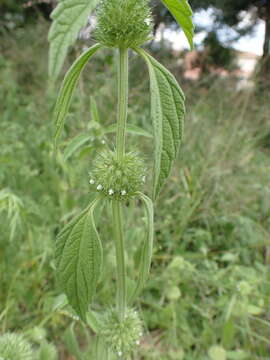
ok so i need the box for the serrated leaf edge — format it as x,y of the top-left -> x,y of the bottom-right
134,46 -> 185,199
48,0 -> 101,79
55,196 -> 103,320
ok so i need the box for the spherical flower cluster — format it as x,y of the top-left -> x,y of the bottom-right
0,333 -> 34,360
89,150 -> 146,200
94,0 -> 153,48
99,308 -> 143,356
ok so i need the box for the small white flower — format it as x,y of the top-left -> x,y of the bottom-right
89,179 -> 95,185
97,184 -> 103,191
121,190 -> 127,196
136,340 -> 140,345
139,332 -> 143,337
108,189 -> 114,195
145,17 -> 151,26
142,176 -> 146,183
101,139 -> 106,144
118,351 -> 123,357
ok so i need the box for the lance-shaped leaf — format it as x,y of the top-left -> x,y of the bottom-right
129,192 -> 154,304
48,0 -> 101,80
63,323 -> 84,360
161,0 -> 194,49
104,123 -> 153,138
62,125 -> 153,161
90,97 -> 101,123
63,133 -> 92,161
135,47 -> 185,199
53,43 -> 103,148
55,197 -> 103,320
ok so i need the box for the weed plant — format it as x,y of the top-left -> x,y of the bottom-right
0,20 -> 270,360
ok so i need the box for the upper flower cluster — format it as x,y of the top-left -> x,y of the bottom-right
94,0 -> 153,48
89,150 -> 146,200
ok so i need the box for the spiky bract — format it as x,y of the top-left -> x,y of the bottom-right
89,150 -> 146,200
99,308 -> 143,355
0,333 -> 34,360
94,0 -> 153,48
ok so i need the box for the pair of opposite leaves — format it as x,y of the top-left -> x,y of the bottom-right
54,44 -> 185,321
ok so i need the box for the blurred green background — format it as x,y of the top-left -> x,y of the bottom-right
0,1 -> 270,359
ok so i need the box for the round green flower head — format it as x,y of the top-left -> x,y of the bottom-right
0,333 -> 34,360
99,308 -> 143,356
94,0 -> 153,48
89,150 -> 146,200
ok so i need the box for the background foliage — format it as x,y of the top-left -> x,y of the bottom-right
1,5 -> 270,360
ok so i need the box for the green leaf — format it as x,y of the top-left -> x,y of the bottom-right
135,47 -> 185,199
227,350 -> 249,360
38,343 -> 58,360
161,0 -> 194,49
104,123 -> 153,138
247,304 -> 263,315
63,323 -> 84,360
86,310 -> 102,333
90,97 -> 101,123
53,43 -> 103,148
63,133 -> 92,161
129,192 -> 154,304
208,346 -> 227,360
222,319 -> 235,349
55,197 -> 103,320
48,0 -> 101,79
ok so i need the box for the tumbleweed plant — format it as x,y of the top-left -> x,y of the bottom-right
50,0 -> 194,357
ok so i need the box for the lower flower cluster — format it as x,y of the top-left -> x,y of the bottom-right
99,308 -> 143,356
89,150 -> 146,200
0,333 -> 34,360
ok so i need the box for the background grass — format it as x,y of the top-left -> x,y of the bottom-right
1,21 -> 270,359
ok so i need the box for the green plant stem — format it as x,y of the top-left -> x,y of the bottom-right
116,47 -> 129,161
112,201 -> 126,321
112,47 -> 129,321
